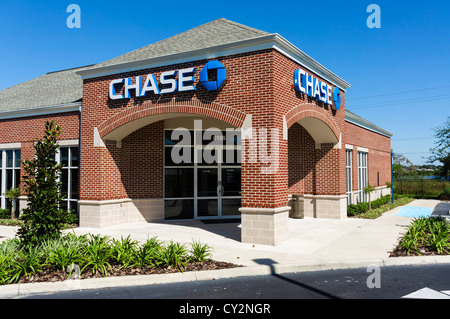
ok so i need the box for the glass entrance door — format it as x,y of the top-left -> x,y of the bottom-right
220,167 -> 241,217
197,167 -> 219,218
196,166 -> 242,219
164,128 -> 241,220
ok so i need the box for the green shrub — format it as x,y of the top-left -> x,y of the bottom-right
347,204 -> 360,216
359,202 -> 369,212
133,236 -> 163,268
9,247 -> 43,283
190,240 -> 213,262
347,195 -> 395,216
159,241 -> 188,271
347,202 -> 370,216
398,217 -> 450,255
81,234 -> 113,276
0,209 -> 11,219
0,239 -> 19,284
42,234 -> 86,273
0,233 -> 219,284
18,120 -> 77,246
111,235 -> 139,268
371,195 -> 391,209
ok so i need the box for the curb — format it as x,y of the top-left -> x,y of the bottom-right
2,256 -> 450,299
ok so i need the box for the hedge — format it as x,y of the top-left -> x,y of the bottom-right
347,195 -> 397,216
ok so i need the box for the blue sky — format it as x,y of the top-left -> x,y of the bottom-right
1,0 -> 449,165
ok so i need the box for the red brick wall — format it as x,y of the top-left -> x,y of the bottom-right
83,120 -> 164,201
288,123 -> 342,195
0,112 -> 80,189
288,123 -> 315,194
273,50 -> 347,197
344,121 -> 391,190
120,121 -> 164,198
0,112 -> 80,144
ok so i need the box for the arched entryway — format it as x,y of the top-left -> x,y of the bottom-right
286,103 -> 346,219
81,99 -> 248,226
97,98 -> 247,141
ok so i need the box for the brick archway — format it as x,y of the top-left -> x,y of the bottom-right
285,103 -> 341,144
98,98 -> 247,140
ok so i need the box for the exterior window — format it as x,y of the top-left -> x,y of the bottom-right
57,146 -> 79,216
345,149 -> 352,205
163,128 -> 241,220
0,149 -> 21,215
164,130 -> 195,220
357,151 -> 368,203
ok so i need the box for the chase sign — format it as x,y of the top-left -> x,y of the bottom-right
109,60 -> 227,100
294,69 -> 341,110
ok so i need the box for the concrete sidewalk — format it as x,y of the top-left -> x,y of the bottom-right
1,198 -> 450,298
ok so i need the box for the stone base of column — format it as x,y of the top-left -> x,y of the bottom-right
239,206 -> 291,245
302,194 -> 348,219
78,198 -> 164,228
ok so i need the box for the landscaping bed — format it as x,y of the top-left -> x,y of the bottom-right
0,233 -> 242,285
15,260 -> 241,284
389,216 -> 450,257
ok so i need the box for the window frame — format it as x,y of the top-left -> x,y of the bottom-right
345,149 -> 353,205
55,143 -> 79,216
0,147 -> 21,212
357,151 -> 368,203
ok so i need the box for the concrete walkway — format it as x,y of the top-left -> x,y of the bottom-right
1,199 -> 449,298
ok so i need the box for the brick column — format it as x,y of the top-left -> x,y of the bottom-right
239,118 -> 290,245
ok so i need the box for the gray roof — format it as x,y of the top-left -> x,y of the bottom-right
0,65 -> 90,113
96,18 -> 271,68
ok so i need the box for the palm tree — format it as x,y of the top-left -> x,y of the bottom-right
363,184 -> 376,210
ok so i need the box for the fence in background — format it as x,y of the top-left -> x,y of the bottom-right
394,178 -> 450,197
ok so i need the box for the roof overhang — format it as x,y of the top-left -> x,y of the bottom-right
0,102 -> 81,120
76,34 -> 351,91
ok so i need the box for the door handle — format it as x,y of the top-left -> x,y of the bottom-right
217,182 -> 224,196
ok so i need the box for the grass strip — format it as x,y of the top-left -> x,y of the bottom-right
355,197 -> 415,219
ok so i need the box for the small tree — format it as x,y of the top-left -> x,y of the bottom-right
363,184 -> 376,210
5,187 -> 21,219
428,116 -> 450,180
17,120 -> 75,246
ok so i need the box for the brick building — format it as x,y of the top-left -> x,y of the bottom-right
0,19 -> 392,245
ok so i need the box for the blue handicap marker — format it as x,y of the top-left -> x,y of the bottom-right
396,206 -> 433,218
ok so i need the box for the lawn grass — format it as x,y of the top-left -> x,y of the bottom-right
354,197 -> 415,219
0,219 -> 23,227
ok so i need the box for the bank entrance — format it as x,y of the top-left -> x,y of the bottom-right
163,118 -> 241,221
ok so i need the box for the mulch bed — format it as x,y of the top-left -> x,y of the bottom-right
389,246 -> 450,257
16,260 -> 242,284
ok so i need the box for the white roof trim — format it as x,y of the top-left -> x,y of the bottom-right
76,34 -> 350,90
0,102 -> 81,120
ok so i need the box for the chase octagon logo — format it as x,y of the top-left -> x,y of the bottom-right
199,60 -> 227,91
